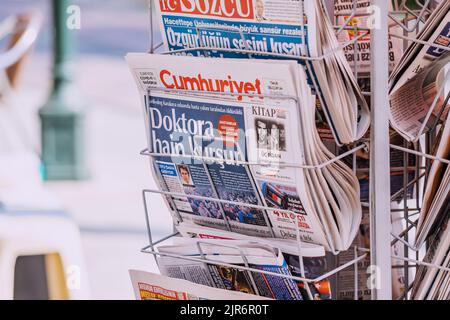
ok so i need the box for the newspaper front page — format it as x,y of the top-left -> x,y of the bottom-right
126,53 -> 331,246
155,0 -> 313,58
130,270 -> 268,300
155,0 -> 370,145
157,239 -> 304,300
127,52 -> 363,253
176,222 -> 332,299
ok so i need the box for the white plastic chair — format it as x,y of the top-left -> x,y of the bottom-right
0,12 -> 90,300
0,213 -> 90,299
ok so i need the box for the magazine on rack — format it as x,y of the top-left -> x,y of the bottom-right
389,1 -> 450,142
334,0 -> 403,75
154,0 -> 370,145
156,238 -> 330,300
129,270 -> 268,300
126,53 -> 362,253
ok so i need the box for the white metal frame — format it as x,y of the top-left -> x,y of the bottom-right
370,0 -> 392,300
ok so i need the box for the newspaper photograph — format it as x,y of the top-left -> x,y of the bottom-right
283,252 -> 332,300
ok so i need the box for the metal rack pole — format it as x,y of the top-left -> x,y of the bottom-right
370,0 -> 393,300
370,0 -> 392,300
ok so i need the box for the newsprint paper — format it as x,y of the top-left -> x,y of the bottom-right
154,0 -> 370,145
156,239 -> 304,300
389,1 -> 450,141
126,53 -> 362,253
129,270 -> 268,300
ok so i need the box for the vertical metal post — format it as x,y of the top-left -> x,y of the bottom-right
370,0 -> 392,300
39,0 -> 88,180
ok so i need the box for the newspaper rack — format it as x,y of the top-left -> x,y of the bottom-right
137,0 -> 450,300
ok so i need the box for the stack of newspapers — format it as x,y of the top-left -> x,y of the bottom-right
127,53 -> 362,255
125,0 -> 369,300
412,211 -> 450,300
126,53 -> 362,299
411,113 -> 450,300
130,238 -> 330,300
389,0 -> 450,142
130,238 -> 331,300
155,238 -> 329,300
387,0 -> 450,300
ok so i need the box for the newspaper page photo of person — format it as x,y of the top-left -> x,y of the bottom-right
177,164 -> 194,186
256,120 -> 269,150
255,119 -> 286,152
255,0 -> 266,21
176,164 -> 223,220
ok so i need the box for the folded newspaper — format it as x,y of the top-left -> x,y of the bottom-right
415,112 -> 450,248
176,221 -> 332,300
129,270 -> 268,300
412,99 -> 449,300
156,238 -> 331,300
412,212 -> 450,300
154,0 -> 370,145
342,130 -> 417,203
389,1 -> 450,142
126,53 -> 362,253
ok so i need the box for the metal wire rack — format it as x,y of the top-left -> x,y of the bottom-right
137,0 -> 450,300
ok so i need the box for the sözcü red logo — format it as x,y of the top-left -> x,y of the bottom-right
159,0 -> 254,20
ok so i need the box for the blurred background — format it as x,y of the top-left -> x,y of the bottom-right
0,0 -> 172,299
